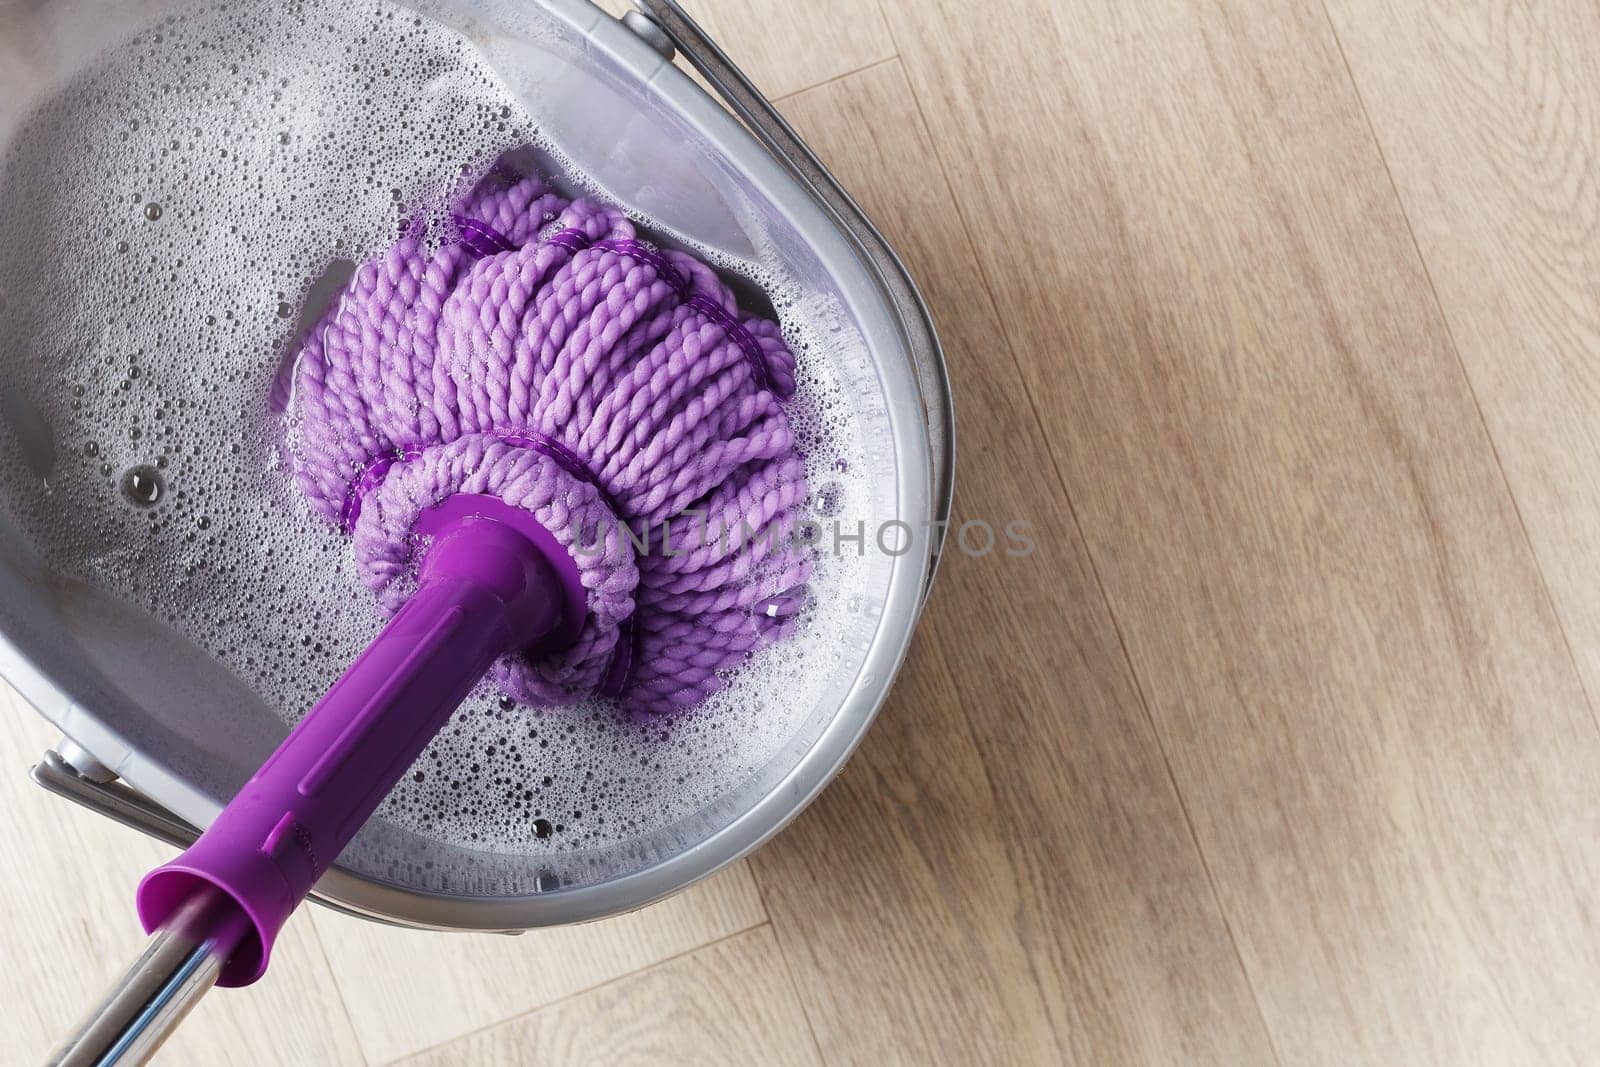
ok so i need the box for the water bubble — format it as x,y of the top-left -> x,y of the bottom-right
143,202 -> 163,221
120,465 -> 165,506
815,482 -> 844,517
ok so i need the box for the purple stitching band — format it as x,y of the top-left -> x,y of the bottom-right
448,218 -> 774,391
451,214 -> 516,259
597,238 -> 773,392
489,430 -> 619,513
339,430 -> 617,534
339,445 -> 423,531
597,617 -> 634,700
544,227 -> 591,254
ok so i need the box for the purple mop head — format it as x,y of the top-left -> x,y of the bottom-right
288,168 -> 812,716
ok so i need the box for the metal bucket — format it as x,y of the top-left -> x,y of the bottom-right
0,0 -> 952,934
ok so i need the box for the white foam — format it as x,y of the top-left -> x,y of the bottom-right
0,0 -> 892,859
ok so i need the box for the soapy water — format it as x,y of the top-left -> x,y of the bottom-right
0,1 -> 893,859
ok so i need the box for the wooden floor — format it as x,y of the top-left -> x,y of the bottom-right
7,0 -> 1600,1062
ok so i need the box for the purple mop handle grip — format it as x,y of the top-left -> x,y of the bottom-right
136,513 -> 565,987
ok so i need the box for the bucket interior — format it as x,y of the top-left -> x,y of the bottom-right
0,0 -> 933,922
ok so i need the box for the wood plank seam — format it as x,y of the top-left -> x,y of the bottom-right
820,38 -> 1284,1060
864,39 -> 1284,1061
746,873 -> 829,1062
304,918 -> 372,1067
756,59 -> 1278,1063
1314,0 -> 1600,743
771,55 -> 902,105
376,922 -> 784,1067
